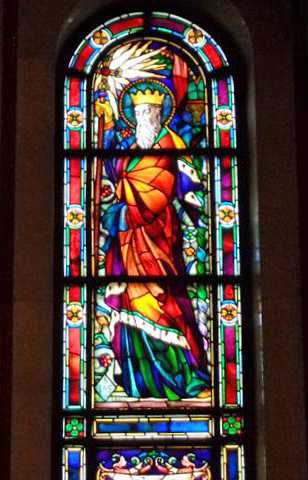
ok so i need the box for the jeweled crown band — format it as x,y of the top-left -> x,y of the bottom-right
130,89 -> 165,106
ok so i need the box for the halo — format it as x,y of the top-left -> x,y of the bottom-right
119,79 -> 176,128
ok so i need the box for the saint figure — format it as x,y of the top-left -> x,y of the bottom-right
100,86 -> 210,400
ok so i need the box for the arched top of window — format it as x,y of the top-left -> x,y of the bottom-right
60,11 -> 245,480
62,12 -> 237,154
68,12 -> 229,74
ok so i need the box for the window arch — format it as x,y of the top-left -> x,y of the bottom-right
60,11 -> 246,480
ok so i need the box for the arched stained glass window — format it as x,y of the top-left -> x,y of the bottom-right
59,11 -> 245,480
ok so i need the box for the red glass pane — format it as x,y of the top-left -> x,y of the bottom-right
69,78 -> 81,106
108,17 -> 144,34
202,43 -> 222,68
74,44 -> 95,71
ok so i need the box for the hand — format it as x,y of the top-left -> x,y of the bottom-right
95,99 -> 113,123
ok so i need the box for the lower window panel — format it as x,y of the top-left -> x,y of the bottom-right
96,447 -> 212,480
62,445 -> 245,480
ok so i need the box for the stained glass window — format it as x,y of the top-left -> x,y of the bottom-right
59,11 -> 245,480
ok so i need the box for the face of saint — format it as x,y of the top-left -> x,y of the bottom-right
134,103 -> 162,148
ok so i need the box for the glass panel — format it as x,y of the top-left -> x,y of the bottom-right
63,285 -> 87,410
220,414 -> 243,436
151,12 -> 228,71
221,445 -> 245,480
212,76 -> 236,148
218,284 -> 243,408
63,446 -> 86,480
91,38 -> 208,149
64,77 -> 87,149
91,157 -> 211,276
64,157 -> 87,276
69,13 -> 145,72
93,282 -> 213,408
96,448 -> 212,480
63,416 -> 86,439
93,415 -> 214,439
215,156 -> 240,275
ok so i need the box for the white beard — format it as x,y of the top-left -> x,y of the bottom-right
136,118 -> 161,148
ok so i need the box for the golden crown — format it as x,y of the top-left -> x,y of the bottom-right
130,89 -> 165,106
